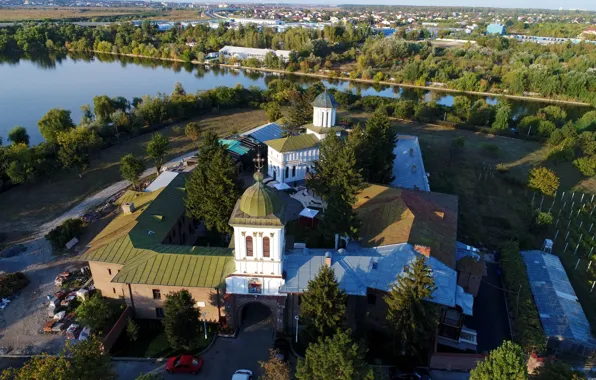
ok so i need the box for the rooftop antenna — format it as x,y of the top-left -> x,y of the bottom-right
253,150 -> 265,173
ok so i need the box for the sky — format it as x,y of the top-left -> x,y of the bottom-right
201,0 -> 596,11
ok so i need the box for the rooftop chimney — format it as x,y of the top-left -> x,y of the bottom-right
414,245 -> 431,258
324,252 -> 332,267
122,202 -> 135,214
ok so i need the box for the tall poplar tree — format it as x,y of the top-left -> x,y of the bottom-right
309,133 -> 362,239
384,256 -> 439,358
146,133 -> 169,174
299,265 -> 347,336
363,107 -> 397,184
185,131 -> 239,235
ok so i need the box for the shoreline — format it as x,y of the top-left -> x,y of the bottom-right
80,49 -> 593,108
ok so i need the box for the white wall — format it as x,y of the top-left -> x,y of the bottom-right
267,146 -> 318,183
232,225 -> 285,276
313,106 -> 336,127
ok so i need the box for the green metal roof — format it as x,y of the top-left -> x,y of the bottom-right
82,174 -> 236,288
239,172 -> 280,217
311,91 -> 338,109
265,134 -> 320,153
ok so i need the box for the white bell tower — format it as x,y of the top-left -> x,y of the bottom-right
312,91 -> 337,128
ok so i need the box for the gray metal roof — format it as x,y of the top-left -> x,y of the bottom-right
241,122 -> 283,143
521,250 -> 596,346
311,91 -> 338,109
281,243 -> 473,314
390,135 -> 430,192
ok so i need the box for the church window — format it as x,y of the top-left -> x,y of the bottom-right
263,237 -> 270,258
292,166 -> 296,177
246,236 -> 253,257
285,167 -> 289,178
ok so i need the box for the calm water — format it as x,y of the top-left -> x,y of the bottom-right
0,52 -> 591,145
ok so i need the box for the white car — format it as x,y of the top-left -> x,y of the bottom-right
232,369 -> 253,380
78,326 -> 92,341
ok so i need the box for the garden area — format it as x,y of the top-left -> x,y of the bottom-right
111,318 -> 216,358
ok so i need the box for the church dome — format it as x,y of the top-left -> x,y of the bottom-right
312,91 -> 339,109
239,172 -> 280,217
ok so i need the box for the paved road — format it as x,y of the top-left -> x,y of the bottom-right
114,303 -> 274,380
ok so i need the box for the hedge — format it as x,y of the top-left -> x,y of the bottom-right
500,241 -> 547,353
0,272 -> 30,299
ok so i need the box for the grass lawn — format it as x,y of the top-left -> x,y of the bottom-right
112,319 -> 216,358
0,109 -> 268,235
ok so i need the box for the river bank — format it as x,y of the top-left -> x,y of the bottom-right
82,49 -> 593,107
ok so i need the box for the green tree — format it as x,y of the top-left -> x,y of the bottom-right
37,108 -> 75,146
172,81 -> 186,97
452,96 -> 472,122
0,354 -> 73,380
384,256 -> 439,357
185,121 -> 202,142
127,318 -> 139,342
80,104 -> 94,124
146,133 -> 169,174
5,143 -> 36,184
93,95 -> 115,122
309,134 -> 362,240
528,167 -> 560,196
258,349 -> 291,380
7,126 -> 29,146
363,107 -> 397,184
534,359 -> 585,380
263,102 -> 283,122
75,294 -> 111,332
56,127 -> 102,178
573,156 -> 596,177
296,329 -> 373,380
163,290 -> 201,351
284,92 -> 311,136
469,341 -> 527,380
185,131 -> 239,235
492,104 -> 512,130
66,336 -> 116,380
120,154 -> 145,190
299,265 -> 346,336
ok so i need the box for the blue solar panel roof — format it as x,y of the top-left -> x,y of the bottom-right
241,122 -> 283,143
521,250 -> 596,346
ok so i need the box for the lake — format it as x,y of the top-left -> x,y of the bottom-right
0,52 -> 591,145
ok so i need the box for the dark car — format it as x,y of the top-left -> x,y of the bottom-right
273,338 -> 290,361
165,355 -> 204,375
389,367 -> 431,380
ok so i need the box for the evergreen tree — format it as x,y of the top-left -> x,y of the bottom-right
363,107 -> 397,184
284,91 -> 311,136
470,341 -> 528,380
163,290 -> 201,351
185,131 -> 239,235
146,133 -> 169,174
120,154 -> 145,190
309,134 -> 362,239
263,102 -> 283,122
296,329 -> 373,380
299,265 -> 347,336
7,126 -> 29,146
384,256 -> 439,358
185,121 -> 201,143
534,359 -> 585,380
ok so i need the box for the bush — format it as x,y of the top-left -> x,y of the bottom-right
172,126 -> 183,136
0,272 -> 30,299
45,218 -> 87,250
528,167 -> 559,196
452,136 -> 466,148
500,242 -> 546,353
535,211 -> 553,226
573,156 -> 596,177
481,143 -> 500,156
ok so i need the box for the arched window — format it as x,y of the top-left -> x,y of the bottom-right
246,236 -> 253,257
292,166 -> 296,177
285,167 -> 289,178
263,237 -> 270,258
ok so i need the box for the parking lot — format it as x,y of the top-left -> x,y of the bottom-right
0,238 -> 82,355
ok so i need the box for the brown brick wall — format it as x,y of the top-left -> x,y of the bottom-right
89,262 -> 125,300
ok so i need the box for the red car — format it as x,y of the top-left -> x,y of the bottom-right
165,355 -> 204,375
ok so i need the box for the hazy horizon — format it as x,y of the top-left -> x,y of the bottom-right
196,0 -> 596,12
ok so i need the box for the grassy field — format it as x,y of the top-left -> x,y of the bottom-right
0,109 -> 267,234
0,7 -> 206,22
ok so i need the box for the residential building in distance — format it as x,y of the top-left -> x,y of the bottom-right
218,46 -> 291,62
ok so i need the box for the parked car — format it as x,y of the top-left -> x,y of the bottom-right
66,324 -> 81,340
78,326 -> 91,341
273,338 -> 290,361
42,320 -> 56,333
389,367 -> 431,380
232,369 -> 253,380
54,272 -> 71,286
165,355 -> 204,375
